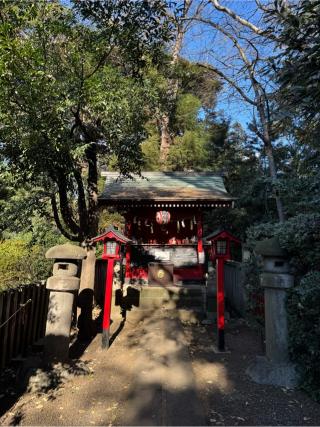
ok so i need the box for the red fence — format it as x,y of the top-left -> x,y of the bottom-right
0,283 -> 49,370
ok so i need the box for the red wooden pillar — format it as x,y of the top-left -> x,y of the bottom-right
197,211 -> 203,256
216,257 -> 225,351
102,258 -> 115,348
125,215 -> 132,280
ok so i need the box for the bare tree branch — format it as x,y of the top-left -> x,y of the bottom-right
196,62 -> 257,106
194,7 -> 285,222
196,18 -> 262,95
210,0 -> 266,36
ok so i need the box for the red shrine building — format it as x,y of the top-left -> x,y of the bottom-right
99,172 -> 235,285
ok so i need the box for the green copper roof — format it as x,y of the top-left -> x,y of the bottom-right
100,172 -> 234,202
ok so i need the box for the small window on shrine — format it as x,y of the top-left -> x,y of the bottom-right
216,240 -> 227,255
58,264 -> 68,270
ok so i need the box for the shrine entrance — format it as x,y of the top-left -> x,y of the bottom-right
98,172 -> 235,289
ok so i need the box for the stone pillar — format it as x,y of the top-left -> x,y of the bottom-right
77,246 -> 96,340
44,244 -> 86,363
79,246 -> 96,292
246,238 -> 297,388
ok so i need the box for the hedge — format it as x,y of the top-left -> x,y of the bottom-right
287,271 -> 320,400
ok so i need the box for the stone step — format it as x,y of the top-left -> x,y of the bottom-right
115,285 -> 206,311
125,285 -> 205,296
108,285 -> 219,316
124,308 -> 206,327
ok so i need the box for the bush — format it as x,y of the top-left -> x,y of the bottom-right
247,213 -> 320,275
0,224 -> 67,291
287,271 -> 320,400
0,239 -> 43,290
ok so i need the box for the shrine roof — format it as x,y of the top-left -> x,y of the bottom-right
100,172 -> 234,206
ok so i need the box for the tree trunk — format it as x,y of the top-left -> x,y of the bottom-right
159,1 -> 192,166
76,144 -> 99,339
159,113 -> 172,167
256,98 -> 285,223
86,144 -> 99,238
265,144 -> 285,223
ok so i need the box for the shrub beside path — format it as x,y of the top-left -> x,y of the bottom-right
1,308 -> 320,426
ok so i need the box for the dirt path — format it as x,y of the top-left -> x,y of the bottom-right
1,308 -> 320,426
186,320 -> 320,426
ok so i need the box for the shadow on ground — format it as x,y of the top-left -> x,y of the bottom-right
1,289 -> 320,426
0,314 -> 101,423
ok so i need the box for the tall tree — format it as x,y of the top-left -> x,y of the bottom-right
141,59 -> 221,171
193,0 -> 286,222
0,0 -> 171,242
159,0 -> 193,165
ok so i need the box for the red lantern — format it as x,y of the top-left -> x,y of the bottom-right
156,211 -> 171,225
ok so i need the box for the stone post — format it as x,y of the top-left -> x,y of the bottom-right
246,238 -> 297,388
77,246 -> 96,341
44,244 -> 86,363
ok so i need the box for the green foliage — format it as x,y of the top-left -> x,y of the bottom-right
141,130 -> 161,171
204,123 -> 269,238
271,1 -> 320,125
0,235 -> 58,290
0,239 -> 38,289
167,92 -> 209,171
167,130 -> 209,171
174,60 -> 221,110
243,256 -> 264,326
247,214 -> 320,275
287,271 -> 320,400
0,0 -> 171,241
174,94 -> 202,133
140,55 -> 222,171
0,2 -> 149,177
75,0 -> 172,73
268,1 -> 320,157
98,209 -> 125,233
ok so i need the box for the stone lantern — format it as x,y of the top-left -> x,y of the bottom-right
44,243 -> 86,362
246,237 -> 297,387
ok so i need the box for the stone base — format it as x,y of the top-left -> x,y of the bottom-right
246,356 -> 298,388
